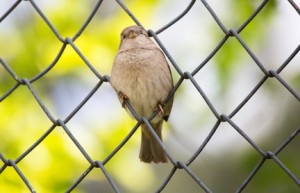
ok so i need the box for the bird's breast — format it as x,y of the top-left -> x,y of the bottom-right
111,48 -> 171,118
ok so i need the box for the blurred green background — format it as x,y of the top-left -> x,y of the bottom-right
0,0 -> 300,192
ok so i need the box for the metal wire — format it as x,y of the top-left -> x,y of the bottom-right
0,0 -> 300,192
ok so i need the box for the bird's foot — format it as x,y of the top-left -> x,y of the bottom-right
118,92 -> 128,108
156,102 -> 164,116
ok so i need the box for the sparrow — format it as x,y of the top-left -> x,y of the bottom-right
110,25 -> 174,163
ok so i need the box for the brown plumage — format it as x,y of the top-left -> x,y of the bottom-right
110,25 -> 174,163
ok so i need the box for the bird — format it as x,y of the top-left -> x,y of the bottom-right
110,25 -> 174,163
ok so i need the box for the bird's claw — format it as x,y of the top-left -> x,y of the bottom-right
118,92 -> 128,108
157,103 -> 164,116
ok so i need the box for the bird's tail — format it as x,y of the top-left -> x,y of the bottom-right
139,121 -> 167,163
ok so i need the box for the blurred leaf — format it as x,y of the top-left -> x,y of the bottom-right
211,0 -> 277,92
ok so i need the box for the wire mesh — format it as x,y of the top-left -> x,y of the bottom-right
0,0 -> 300,192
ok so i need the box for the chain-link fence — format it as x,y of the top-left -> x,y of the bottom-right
1,0 -> 300,192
